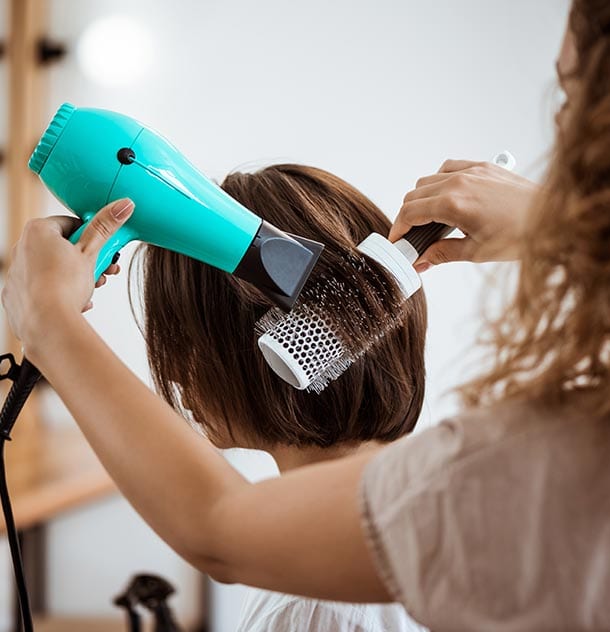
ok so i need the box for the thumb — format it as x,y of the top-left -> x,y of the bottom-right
78,198 -> 135,257
415,237 -> 476,269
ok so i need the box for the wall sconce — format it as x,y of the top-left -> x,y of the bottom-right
76,15 -> 155,87
37,37 -> 67,65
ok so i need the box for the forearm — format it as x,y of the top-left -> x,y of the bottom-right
27,310 -> 246,568
25,311 -> 388,601
4,210 -> 389,601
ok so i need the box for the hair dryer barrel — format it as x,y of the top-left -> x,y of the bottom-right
28,103 -> 323,310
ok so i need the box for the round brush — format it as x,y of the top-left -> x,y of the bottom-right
257,151 -> 516,392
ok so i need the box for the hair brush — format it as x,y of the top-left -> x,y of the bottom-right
256,151 -> 516,392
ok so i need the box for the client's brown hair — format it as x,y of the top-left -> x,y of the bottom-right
133,164 -> 427,448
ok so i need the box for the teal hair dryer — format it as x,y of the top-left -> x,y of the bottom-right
28,103 -> 324,310
4,103 -> 326,630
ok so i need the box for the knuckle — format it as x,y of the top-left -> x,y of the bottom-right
91,218 -> 113,240
23,219 -> 37,236
22,219 -> 43,248
392,215 -> 405,233
403,189 -> 417,203
443,193 -> 464,213
23,218 -> 47,242
432,248 -> 451,265
451,173 -> 469,188
474,161 -> 494,175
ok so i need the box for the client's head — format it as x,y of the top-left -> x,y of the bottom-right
135,164 -> 427,460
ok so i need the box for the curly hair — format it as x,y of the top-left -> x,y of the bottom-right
462,0 -> 610,416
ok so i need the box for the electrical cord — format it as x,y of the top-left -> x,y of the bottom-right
0,354 -> 189,632
0,441 -> 33,632
0,354 -> 42,632
0,354 -> 185,632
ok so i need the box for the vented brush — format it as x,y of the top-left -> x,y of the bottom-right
257,151 -> 516,393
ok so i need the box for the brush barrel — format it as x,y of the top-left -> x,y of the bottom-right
258,232 -> 426,393
258,334 -> 314,390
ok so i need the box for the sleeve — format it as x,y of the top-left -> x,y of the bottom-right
358,418 -> 474,625
357,405 -> 552,631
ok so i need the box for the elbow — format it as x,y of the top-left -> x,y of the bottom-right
175,520 -> 240,585
173,488 -> 249,585
185,551 -> 238,585
205,559 -> 238,585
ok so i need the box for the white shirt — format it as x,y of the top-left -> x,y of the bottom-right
237,587 -> 427,632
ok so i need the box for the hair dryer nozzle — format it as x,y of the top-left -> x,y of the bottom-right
234,221 -> 324,310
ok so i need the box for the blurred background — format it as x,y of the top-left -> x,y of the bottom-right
0,0 -> 569,630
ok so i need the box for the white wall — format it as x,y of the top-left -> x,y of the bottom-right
0,1 -> 569,630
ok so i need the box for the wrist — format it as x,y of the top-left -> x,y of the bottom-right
22,305 -> 84,368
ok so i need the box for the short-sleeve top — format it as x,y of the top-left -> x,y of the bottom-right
359,396 -> 610,631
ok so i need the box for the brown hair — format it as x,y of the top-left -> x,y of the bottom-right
133,164 -> 427,448
462,0 -> 610,416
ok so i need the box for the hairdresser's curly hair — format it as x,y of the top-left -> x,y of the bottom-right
462,0 -> 610,415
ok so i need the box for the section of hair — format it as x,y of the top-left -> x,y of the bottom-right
132,164 -> 427,448
461,0 -> 610,417
256,247 -> 412,393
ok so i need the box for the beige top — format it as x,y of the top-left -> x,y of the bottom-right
359,396 -> 610,631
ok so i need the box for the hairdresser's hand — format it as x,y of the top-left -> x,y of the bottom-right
1,198 -> 134,354
390,160 -> 539,269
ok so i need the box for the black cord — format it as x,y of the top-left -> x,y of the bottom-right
0,356 -> 41,632
0,438 -> 33,631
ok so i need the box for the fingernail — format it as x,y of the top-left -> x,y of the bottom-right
112,199 -> 134,220
414,261 -> 431,273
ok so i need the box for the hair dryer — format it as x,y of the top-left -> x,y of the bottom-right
0,103 -> 327,539
0,106 -> 325,629
28,102 -> 324,310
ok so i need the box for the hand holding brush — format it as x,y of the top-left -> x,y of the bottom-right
391,153 -> 537,268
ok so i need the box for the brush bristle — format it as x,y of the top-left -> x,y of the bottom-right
256,250 -> 410,392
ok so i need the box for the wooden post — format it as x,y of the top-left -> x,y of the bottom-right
7,0 -> 46,258
5,0 -> 48,431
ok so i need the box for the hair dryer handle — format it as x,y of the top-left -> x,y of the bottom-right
69,219 -> 135,282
